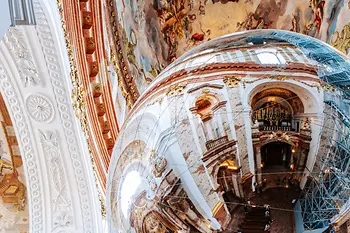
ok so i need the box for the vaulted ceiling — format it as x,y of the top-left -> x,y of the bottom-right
0,1 -> 348,232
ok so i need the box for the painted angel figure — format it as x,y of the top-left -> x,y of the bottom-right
309,0 -> 325,33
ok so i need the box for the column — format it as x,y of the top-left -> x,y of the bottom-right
243,108 -> 256,189
215,109 -> 226,137
255,146 -> 262,183
295,146 -> 305,172
204,120 -> 215,140
301,116 -> 323,189
232,173 -> 241,198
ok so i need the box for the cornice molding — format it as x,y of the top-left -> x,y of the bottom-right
106,0 -> 140,107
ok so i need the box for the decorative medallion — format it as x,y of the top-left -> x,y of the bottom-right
153,157 -> 167,178
26,94 -> 54,123
150,180 -> 157,192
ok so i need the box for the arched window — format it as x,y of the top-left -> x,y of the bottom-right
257,52 -> 284,65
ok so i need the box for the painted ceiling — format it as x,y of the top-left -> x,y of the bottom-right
115,0 -> 350,93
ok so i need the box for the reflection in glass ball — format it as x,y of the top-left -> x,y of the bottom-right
120,171 -> 141,217
107,30 -> 350,233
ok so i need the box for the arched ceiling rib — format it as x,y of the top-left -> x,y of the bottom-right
0,0 -> 104,232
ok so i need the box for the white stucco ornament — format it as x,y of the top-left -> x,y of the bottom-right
26,93 -> 54,123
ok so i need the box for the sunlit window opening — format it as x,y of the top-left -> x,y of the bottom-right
257,52 -> 282,65
121,171 -> 141,217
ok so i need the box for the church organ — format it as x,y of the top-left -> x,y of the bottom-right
253,102 -> 292,130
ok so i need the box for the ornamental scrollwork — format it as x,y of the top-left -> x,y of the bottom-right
60,17 -> 89,135
223,76 -> 242,88
321,82 -> 335,92
36,0 -> 96,229
330,22 -> 350,55
111,50 -> 133,108
166,83 -> 187,97
3,28 -> 43,87
108,1 -> 140,107
239,75 -> 320,90
39,130 -> 73,229
153,157 -> 167,178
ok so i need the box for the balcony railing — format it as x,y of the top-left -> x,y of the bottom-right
259,126 -> 293,132
205,136 -> 228,150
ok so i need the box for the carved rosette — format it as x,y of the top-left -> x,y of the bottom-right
25,94 -> 54,123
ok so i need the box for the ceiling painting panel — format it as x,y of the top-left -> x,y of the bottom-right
114,0 -> 350,95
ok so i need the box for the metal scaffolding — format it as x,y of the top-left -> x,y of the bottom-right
249,30 -> 350,91
299,94 -> 350,230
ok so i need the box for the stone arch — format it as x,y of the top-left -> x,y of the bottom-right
0,0 -> 103,232
260,137 -> 296,148
211,156 -> 239,188
194,94 -> 219,118
188,87 -> 229,142
215,160 -> 241,193
243,80 -> 322,115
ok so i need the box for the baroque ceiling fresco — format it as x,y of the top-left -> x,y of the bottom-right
115,0 -> 350,93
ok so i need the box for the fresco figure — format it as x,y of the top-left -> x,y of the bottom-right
309,0 -> 325,32
236,5 -> 273,31
212,0 -> 239,4
114,0 -> 350,95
